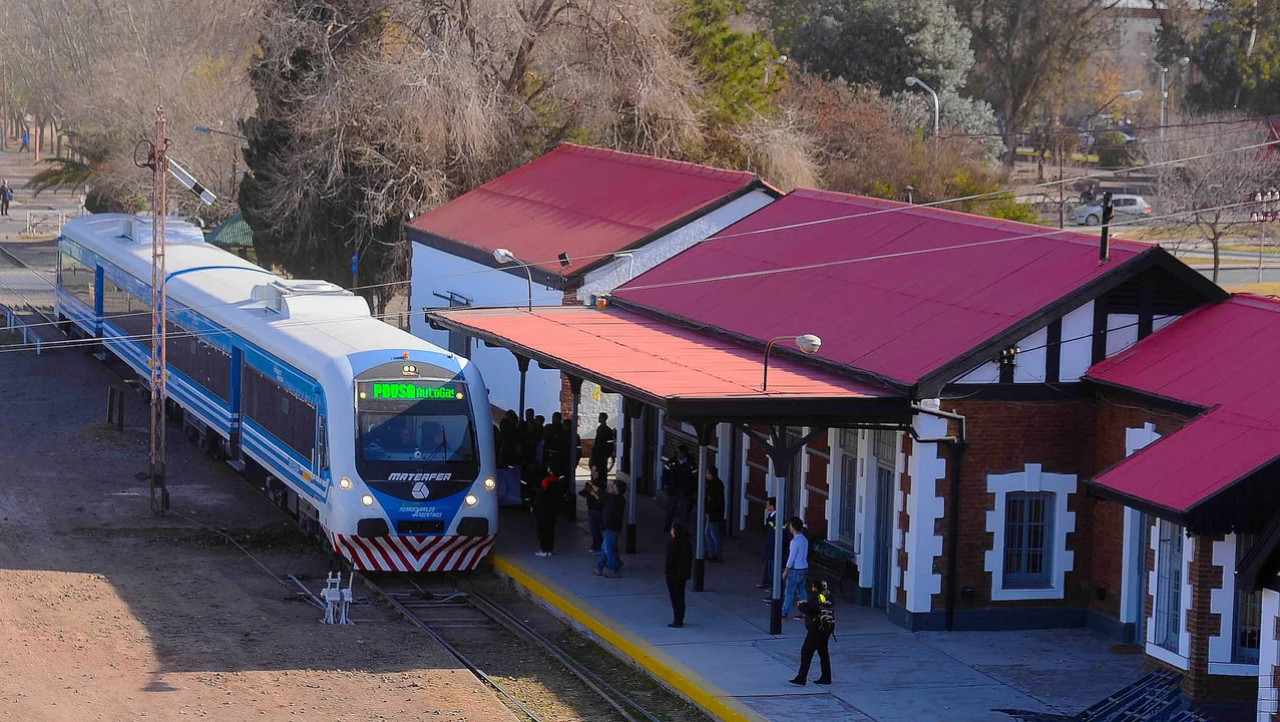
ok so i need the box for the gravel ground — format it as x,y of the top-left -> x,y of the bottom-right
0,341 -> 518,722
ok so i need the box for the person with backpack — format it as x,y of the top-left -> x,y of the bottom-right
789,579 -> 835,686
533,467 -> 562,557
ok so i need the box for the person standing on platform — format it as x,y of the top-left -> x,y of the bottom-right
665,522 -> 693,628
533,467 -> 562,557
781,517 -> 809,620
704,465 -> 725,562
589,412 -> 615,481
789,580 -> 835,686
757,497 -> 778,589
0,180 -> 12,216
593,479 -> 627,577
580,467 -> 605,553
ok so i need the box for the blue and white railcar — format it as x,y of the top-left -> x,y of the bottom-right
55,214 -> 497,572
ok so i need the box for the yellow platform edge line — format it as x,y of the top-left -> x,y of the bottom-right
491,554 -> 767,722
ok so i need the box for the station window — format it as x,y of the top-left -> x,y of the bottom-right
1153,519 -> 1184,654
1003,492 -> 1052,588
1234,533 -> 1262,663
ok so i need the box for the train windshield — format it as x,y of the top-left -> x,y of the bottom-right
354,380 -> 479,479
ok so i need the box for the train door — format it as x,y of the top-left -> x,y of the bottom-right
228,346 -> 244,465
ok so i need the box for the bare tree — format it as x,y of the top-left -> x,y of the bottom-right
1144,117 -> 1279,283
950,0 -> 1121,166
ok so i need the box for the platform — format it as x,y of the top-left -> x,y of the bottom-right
489,478 -> 1145,722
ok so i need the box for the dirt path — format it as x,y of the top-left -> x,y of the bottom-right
0,344 -> 517,721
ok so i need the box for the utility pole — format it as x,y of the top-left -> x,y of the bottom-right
150,108 -> 170,514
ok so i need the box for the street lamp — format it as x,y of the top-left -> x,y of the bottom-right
493,248 -> 534,312
1142,55 -> 1190,140
762,334 -> 822,391
194,124 -> 247,200
905,76 -> 939,138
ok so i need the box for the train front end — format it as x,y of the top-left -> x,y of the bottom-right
327,356 -> 497,572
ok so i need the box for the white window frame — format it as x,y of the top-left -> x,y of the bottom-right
1146,520 -> 1192,670
984,464 -> 1076,601
1207,533 -> 1262,676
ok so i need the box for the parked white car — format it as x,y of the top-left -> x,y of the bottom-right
1074,194 -> 1153,226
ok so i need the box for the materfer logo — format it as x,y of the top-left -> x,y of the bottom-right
388,472 -> 453,482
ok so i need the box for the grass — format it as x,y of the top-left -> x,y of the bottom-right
1227,282 -> 1280,296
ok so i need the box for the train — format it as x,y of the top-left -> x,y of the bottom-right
55,214 -> 497,572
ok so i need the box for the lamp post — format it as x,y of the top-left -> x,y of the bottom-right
493,248 -> 534,312
905,76 -> 939,139
762,334 -> 822,391
1143,55 -> 1190,141
194,124 -> 247,200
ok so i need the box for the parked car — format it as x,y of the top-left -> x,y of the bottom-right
1074,194 -> 1154,226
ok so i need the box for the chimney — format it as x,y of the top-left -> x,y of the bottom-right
1098,191 -> 1114,263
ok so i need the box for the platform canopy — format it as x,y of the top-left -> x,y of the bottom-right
427,305 -> 912,426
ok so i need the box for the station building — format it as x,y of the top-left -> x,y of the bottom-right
407,145 -> 1280,716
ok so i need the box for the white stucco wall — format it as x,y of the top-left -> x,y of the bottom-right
903,401 -> 947,613
578,189 -> 775,302
410,242 -> 564,416
1258,589 -> 1280,721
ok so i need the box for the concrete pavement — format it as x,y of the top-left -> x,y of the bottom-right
490,486 -> 1144,722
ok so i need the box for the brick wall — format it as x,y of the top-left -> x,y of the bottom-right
1090,401 -> 1190,623
945,399 -> 1096,609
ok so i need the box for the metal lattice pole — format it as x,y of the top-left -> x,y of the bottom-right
150,108 -> 169,514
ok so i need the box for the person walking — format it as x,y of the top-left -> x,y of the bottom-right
757,497 -> 778,589
781,517 -> 809,621
704,465 -> 725,562
533,467 -> 562,557
589,412 -> 615,481
789,580 -> 835,686
580,467 -> 605,553
665,522 -> 693,628
19,130 -> 29,153
593,479 -> 627,577
0,180 -> 11,216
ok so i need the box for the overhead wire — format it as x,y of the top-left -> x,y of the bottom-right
5,133 -> 1274,342
0,196 -> 1256,357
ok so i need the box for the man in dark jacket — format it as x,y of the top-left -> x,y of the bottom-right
789,580 -> 834,686
758,496 -> 778,589
593,480 -> 627,577
589,412 -> 615,480
704,466 -> 726,562
533,468 -> 563,557
580,467 -> 606,553
665,523 -> 694,627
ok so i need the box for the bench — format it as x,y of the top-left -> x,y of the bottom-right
808,537 -> 858,603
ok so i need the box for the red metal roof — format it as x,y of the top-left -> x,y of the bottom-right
428,306 -> 902,421
1088,295 -> 1280,514
407,144 -> 758,276
613,188 -> 1148,387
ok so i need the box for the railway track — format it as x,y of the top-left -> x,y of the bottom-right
363,573 -> 673,722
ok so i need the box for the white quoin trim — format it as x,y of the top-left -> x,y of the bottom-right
902,401 -> 947,613
825,428 -> 838,542
1257,589 -> 1280,720
984,464 -> 1077,601
890,432 -> 905,605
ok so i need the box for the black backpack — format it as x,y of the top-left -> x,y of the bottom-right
814,600 -> 836,635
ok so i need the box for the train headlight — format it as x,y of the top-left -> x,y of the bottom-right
339,476 -> 353,490
464,494 -> 479,507
361,494 -> 375,507
483,477 -> 496,491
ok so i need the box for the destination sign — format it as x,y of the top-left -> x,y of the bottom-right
358,381 -> 462,401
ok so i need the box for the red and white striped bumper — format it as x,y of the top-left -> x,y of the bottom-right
328,532 -> 495,572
